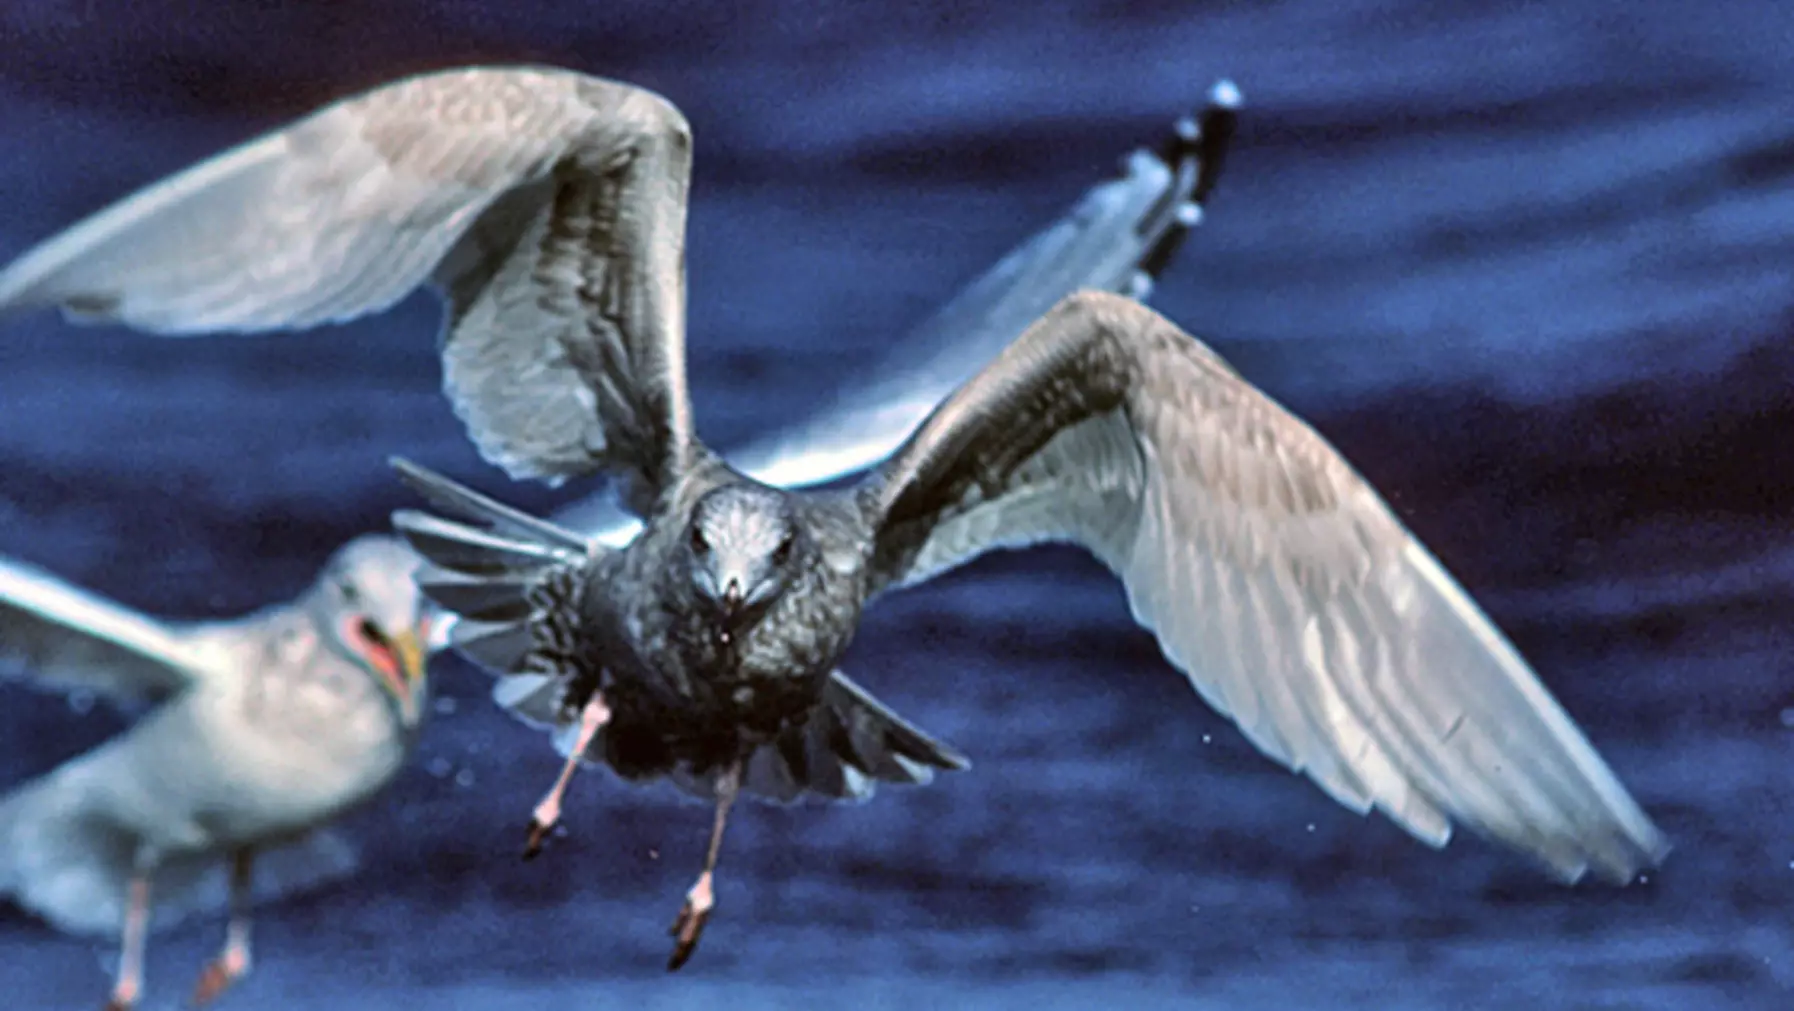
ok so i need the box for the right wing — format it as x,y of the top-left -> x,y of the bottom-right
861,291 -> 1668,886
0,554 -> 207,705
0,65 -> 702,504
552,80 -> 1243,543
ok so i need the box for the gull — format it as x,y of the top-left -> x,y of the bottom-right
0,535 -> 429,1009
0,65 -> 1666,973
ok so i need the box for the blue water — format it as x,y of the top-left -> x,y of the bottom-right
2,1 -> 1792,1008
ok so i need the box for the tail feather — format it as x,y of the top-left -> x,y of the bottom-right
727,670 -> 969,804
825,671 -> 971,775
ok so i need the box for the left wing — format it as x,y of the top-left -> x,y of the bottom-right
860,290 -> 1669,886
0,554 -> 211,705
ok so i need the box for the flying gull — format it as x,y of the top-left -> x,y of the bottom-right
0,66 -> 1666,972
0,536 -> 429,1009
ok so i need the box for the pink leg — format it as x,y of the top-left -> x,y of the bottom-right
191,850 -> 254,1007
667,761 -> 741,971
104,871 -> 151,1010
523,693 -> 611,860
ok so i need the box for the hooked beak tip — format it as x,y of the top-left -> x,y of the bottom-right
393,629 -> 426,719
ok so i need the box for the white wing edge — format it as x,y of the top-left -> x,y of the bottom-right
0,554 -> 206,696
0,128 -> 291,311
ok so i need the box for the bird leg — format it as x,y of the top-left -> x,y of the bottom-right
524,692 -> 611,860
667,760 -> 740,971
104,870 -> 151,1011
191,849 -> 255,1007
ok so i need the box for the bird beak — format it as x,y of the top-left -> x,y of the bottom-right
721,578 -> 744,620
395,627 -> 426,683
371,627 -> 426,724
346,615 -> 429,725
389,628 -> 427,724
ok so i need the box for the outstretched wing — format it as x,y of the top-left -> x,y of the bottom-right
862,290 -> 1669,885
0,65 -> 699,501
552,80 -> 1243,541
0,555 -> 209,705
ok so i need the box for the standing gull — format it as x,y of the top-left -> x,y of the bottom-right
0,66 -> 1667,970
0,536 -> 429,1009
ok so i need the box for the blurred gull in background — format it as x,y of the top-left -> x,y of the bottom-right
0,535 -> 429,1009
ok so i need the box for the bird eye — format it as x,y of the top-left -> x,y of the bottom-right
772,532 -> 794,566
689,524 -> 709,554
339,580 -> 362,605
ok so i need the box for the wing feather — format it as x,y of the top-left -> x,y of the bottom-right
0,555 -> 206,705
549,80 -> 1243,537
0,65 -> 699,499
863,290 -> 1668,883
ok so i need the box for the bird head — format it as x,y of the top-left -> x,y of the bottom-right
684,485 -> 802,635
312,534 -> 431,727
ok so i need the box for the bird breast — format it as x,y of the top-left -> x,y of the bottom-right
168,642 -> 410,846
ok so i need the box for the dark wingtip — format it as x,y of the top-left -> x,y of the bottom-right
1136,77 -> 1243,281
1150,78 -> 1242,193
1191,78 -> 1242,205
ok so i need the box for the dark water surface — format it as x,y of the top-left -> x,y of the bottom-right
1,2 -> 1791,1008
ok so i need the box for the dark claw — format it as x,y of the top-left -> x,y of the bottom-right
190,960 -> 234,1007
666,900 -> 710,971
523,817 -> 552,861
